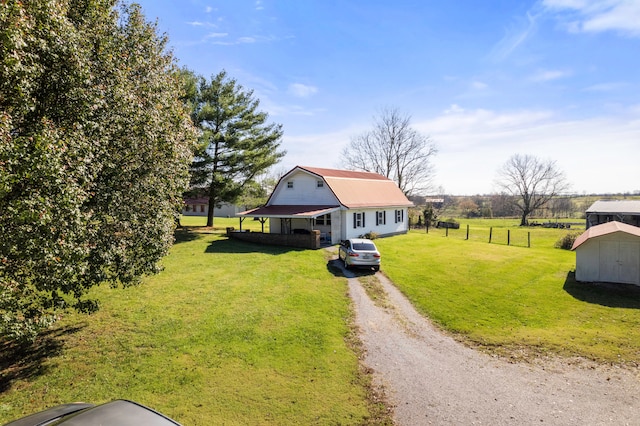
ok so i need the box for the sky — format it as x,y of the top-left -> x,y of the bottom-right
133,0 -> 640,195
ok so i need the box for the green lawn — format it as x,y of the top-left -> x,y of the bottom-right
376,220 -> 640,364
3,217 -> 639,424
0,228 -> 384,425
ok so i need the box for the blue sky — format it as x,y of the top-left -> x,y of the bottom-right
134,0 -> 640,195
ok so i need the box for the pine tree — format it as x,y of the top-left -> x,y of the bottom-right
188,70 -> 285,227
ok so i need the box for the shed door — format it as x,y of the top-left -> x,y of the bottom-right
599,241 -> 640,284
619,242 -> 639,284
599,241 -> 619,283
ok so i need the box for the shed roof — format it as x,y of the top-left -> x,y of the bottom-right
571,221 -> 640,250
294,166 -> 413,208
586,200 -> 640,214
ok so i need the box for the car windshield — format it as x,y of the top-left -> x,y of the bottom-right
352,242 -> 376,251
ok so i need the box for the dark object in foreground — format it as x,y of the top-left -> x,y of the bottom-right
5,399 -> 181,426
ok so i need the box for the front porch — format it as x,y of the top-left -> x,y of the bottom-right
235,205 -> 340,247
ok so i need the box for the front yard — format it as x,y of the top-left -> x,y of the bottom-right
2,217 -> 639,424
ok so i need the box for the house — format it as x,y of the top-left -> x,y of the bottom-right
182,198 -> 243,217
237,166 -> 413,245
585,200 -> 640,229
571,221 -> 640,286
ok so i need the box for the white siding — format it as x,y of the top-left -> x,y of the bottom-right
269,171 -> 338,206
342,207 -> 409,240
576,233 -> 640,285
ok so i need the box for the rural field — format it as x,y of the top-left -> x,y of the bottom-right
2,217 -> 640,424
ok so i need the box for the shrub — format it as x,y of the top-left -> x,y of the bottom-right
555,232 -> 581,250
360,231 -> 379,240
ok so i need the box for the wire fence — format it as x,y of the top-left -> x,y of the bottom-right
414,224 -> 533,247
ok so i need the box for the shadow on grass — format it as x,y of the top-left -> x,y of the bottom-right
205,238 -> 305,255
563,271 -> 640,309
0,325 -> 85,393
173,227 -> 203,244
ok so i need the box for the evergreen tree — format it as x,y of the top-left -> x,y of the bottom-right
188,70 -> 285,227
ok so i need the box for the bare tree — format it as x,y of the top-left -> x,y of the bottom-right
496,154 -> 570,226
341,108 -> 437,195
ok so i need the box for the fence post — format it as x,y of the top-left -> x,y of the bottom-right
528,232 -> 531,248
446,226 -> 449,237
508,229 -> 510,246
466,224 -> 469,240
489,227 -> 492,243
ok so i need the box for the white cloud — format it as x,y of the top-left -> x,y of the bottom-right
490,11 -> 540,60
412,105 -> 640,194
204,32 -> 228,39
543,0 -> 640,37
287,83 -> 318,98
583,82 -> 626,92
530,69 -> 572,82
471,81 -> 488,90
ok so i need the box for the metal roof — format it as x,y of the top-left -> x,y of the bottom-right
238,205 -> 340,218
586,200 -> 640,214
571,221 -> 640,250
293,166 -> 413,208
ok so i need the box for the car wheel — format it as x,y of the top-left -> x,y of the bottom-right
373,266 -> 380,272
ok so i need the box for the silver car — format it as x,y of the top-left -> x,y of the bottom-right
338,238 -> 381,271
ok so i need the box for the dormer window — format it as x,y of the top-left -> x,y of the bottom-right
287,181 -> 294,189
316,180 -> 324,188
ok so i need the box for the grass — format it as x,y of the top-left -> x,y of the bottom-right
3,216 -> 640,423
375,221 -> 640,365
0,227 -> 386,425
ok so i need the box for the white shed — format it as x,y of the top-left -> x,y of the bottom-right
571,221 -> 640,286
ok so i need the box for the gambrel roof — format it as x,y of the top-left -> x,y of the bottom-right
239,166 -> 412,218
572,221 -> 640,250
294,166 -> 413,209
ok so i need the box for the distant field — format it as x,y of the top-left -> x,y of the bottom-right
413,218 -> 585,247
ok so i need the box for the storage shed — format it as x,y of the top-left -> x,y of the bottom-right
571,221 -> 640,286
585,200 -> 640,229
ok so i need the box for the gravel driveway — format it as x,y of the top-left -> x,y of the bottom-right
335,260 -> 640,425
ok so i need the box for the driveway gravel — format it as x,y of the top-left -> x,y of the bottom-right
336,260 -> 640,425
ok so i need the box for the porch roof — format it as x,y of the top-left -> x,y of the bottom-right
238,205 -> 340,219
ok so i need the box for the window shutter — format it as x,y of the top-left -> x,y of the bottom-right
375,211 -> 379,226
362,212 -> 366,227
383,211 -> 386,225
353,212 -> 357,229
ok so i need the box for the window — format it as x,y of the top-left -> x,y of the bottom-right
316,214 -> 331,225
316,180 -> 324,188
395,209 -> 404,223
200,205 -> 205,212
287,181 -> 294,189
353,212 -> 365,228
376,211 -> 386,226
